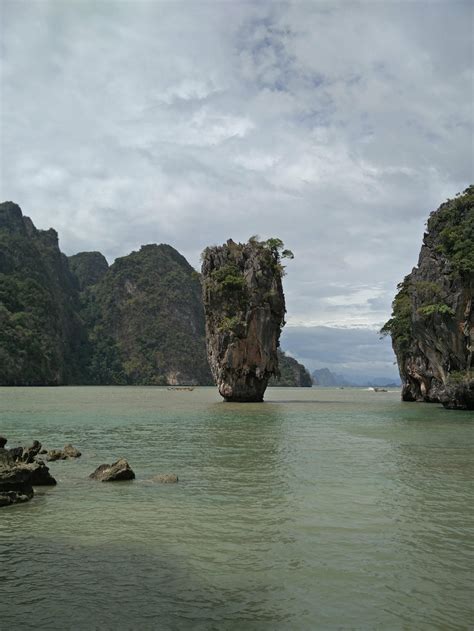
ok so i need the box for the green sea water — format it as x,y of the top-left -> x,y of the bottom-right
0,386 -> 473,630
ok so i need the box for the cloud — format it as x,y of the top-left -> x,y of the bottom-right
0,0 -> 472,371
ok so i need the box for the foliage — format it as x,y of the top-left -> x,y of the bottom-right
428,185 -> 474,275
380,278 -> 413,356
416,303 -> 455,317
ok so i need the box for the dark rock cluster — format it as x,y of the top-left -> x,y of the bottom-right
0,438 -> 57,507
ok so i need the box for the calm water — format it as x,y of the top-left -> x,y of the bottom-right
0,386 -> 473,630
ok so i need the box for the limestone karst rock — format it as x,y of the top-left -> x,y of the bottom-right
382,186 -> 473,409
201,238 -> 288,402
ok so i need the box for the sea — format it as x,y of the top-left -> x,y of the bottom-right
0,386 -> 472,630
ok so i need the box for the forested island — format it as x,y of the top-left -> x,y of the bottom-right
0,202 -> 311,387
382,186 -> 473,409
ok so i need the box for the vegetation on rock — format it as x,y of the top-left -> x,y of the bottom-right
381,187 -> 473,409
201,237 -> 288,401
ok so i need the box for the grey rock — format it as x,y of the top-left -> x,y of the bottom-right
201,238 -> 286,402
152,474 -> 178,483
89,458 -> 135,482
62,444 -> 81,458
46,449 -> 68,462
0,436 -> 7,449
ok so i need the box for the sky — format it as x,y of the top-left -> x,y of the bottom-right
1,0 -> 472,379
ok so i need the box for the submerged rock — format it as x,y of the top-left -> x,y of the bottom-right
46,444 -> 81,461
201,238 -> 288,402
62,444 -> 82,458
89,459 -> 135,482
382,186 -> 473,409
152,474 -> 178,484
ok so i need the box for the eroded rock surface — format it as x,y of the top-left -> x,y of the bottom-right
382,187 -> 473,409
89,458 -> 135,481
201,238 -> 287,402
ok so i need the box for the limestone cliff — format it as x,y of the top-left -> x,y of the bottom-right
80,244 -> 213,385
201,238 -> 288,401
382,186 -> 473,409
0,202 -> 87,385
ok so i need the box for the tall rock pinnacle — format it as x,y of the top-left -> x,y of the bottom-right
201,238 -> 289,402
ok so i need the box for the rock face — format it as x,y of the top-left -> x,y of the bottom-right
382,187 -> 473,409
74,244 -> 213,386
201,238 -> 287,402
89,459 -> 135,481
0,202 -> 88,385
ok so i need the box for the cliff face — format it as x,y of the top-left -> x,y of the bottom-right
80,244 -> 213,385
68,251 -> 109,290
270,350 -> 312,387
201,238 -> 287,401
383,187 -> 473,409
0,202 -> 87,385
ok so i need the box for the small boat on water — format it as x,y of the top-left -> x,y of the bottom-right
167,386 -> 195,391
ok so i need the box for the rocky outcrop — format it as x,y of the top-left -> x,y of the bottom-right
0,446 -> 56,506
77,244 -> 213,386
382,186 -> 473,409
45,444 -> 82,461
0,202 -> 88,385
68,251 -> 109,290
201,238 -> 288,401
89,459 -> 135,481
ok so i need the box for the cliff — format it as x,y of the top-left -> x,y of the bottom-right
270,350 -> 312,387
201,238 -> 288,401
0,202 -> 87,385
382,186 -> 473,409
77,244 -> 213,385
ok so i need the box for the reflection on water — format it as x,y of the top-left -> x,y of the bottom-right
0,387 -> 473,629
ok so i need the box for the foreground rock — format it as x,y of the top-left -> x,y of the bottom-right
382,186 -> 473,409
89,459 -> 135,481
201,238 -> 288,402
0,448 -> 56,506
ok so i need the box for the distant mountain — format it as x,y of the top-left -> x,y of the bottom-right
312,367 -> 400,388
271,351 -> 312,387
312,368 -> 349,387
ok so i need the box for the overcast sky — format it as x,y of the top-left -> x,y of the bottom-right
1,0 -> 472,379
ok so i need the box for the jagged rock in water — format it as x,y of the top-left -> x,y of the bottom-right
382,186 -> 473,409
201,238 -> 288,402
89,458 -> 135,481
0,448 -> 34,506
